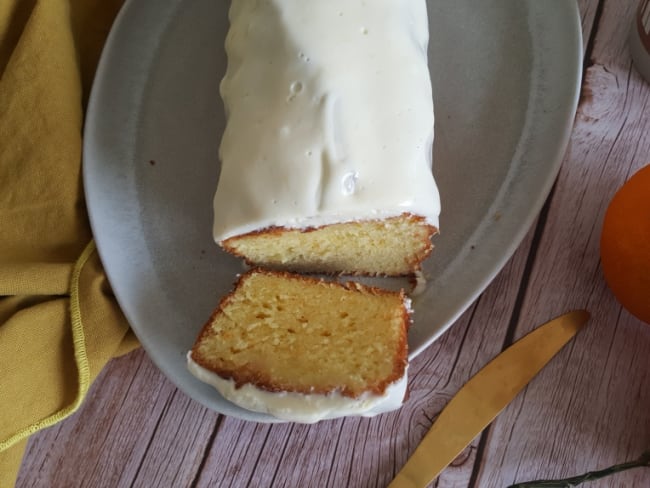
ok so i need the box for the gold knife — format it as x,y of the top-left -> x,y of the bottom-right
389,310 -> 590,488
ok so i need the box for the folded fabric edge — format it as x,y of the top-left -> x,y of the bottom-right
0,240 -> 94,452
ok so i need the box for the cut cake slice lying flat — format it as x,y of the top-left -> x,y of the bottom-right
188,269 -> 411,422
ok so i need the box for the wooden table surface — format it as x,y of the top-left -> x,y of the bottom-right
16,1 -> 650,486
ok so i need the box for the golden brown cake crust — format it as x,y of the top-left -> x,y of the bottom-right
190,269 -> 410,398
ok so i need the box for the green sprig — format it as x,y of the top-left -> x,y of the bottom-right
507,450 -> 650,488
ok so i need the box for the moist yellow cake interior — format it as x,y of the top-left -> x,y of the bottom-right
192,271 -> 408,397
221,214 -> 436,276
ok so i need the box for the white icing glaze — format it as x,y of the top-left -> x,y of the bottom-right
187,352 -> 407,423
213,0 -> 440,241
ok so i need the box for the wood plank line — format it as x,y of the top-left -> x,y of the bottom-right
324,419 -> 348,487
128,389 -> 178,486
129,390 -> 220,487
242,424 -> 274,488
190,421 -> 287,487
441,301 -> 482,390
188,415 -> 224,488
265,424 -> 298,488
581,0 -> 606,69
501,193 -> 555,350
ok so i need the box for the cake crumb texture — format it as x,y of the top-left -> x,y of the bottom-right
191,269 -> 409,398
221,214 -> 436,276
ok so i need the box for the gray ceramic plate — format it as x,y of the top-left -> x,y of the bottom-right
84,0 -> 582,421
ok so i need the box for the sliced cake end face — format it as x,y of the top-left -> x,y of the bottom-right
220,214 -> 437,276
189,269 -> 410,412
191,269 -> 410,399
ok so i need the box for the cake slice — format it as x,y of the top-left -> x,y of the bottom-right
220,215 -> 436,276
187,269 -> 410,422
213,0 -> 440,275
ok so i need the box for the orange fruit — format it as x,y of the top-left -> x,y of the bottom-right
600,164 -> 650,324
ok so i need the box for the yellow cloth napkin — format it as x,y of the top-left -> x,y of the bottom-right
0,0 -> 139,485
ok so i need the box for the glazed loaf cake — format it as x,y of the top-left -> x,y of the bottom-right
213,0 -> 440,275
188,269 -> 410,422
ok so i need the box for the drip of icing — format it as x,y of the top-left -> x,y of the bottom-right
187,352 -> 407,422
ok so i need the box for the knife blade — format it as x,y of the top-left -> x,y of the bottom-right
389,309 -> 590,488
